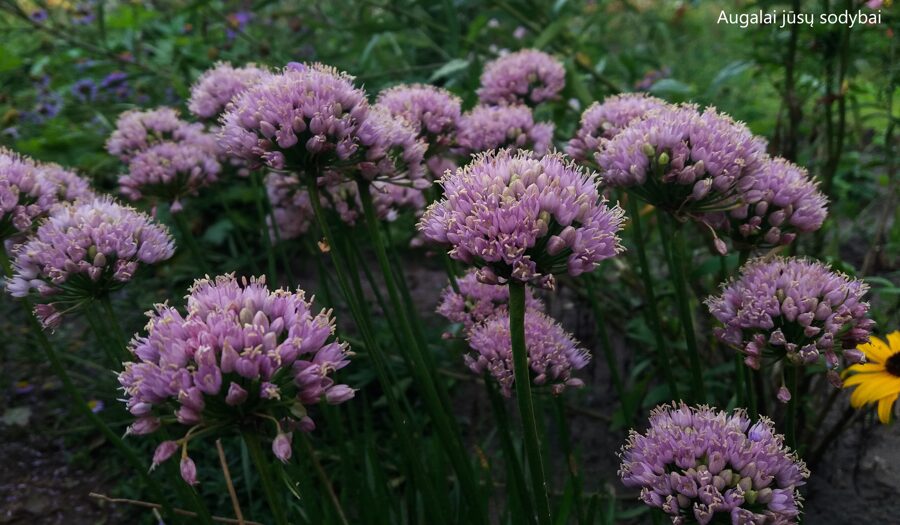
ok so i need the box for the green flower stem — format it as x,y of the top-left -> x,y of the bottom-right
1,290 -> 176,519
785,366 -> 799,450
306,178 -> 448,520
250,170 -> 278,283
241,430 -> 290,525
220,197 -> 260,275
172,210 -> 210,274
747,369 -> 759,420
509,281 -> 553,525
625,198 -> 680,399
358,181 -> 485,522
100,295 -> 130,354
554,397 -> 585,525
159,427 -> 214,525
484,376 -> 536,525
301,434 -> 350,525
83,302 -> 125,368
658,214 -> 707,404
584,274 -> 630,423
734,354 -> 746,408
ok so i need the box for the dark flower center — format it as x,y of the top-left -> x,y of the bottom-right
885,352 -> 900,377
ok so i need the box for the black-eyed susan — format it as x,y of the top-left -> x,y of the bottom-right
843,331 -> 900,423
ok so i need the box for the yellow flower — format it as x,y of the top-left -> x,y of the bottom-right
843,331 -> 900,424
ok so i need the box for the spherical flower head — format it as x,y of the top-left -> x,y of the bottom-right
477,49 -> 566,106
597,104 -> 767,217
1,149 -> 94,241
706,257 -> 874,395
418,150 -> 625,288
188,62 -> 270,120
457,105 -> 554,156
5,197 -> 174,327
106,107 -> 208,161
117,274 -> 354,468
437,269 -> 543,331
121,138 -> 222,211
376,84 -> 462,152
619,402 -> 809,524
466,309 -> 589,396
354,105 -> 427,184
566,93 -> 667,164
724,157 -> 828,248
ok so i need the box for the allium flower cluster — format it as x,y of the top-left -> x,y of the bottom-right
722,158 -> 828,248
5,197 -> 174,328
118,275 -> 354,480
566,93 -> 666,164
188,62 -> 270,120
597,104 -> 766,216
377,84 -> 461,152
106,108 -> 209,161
706,257 -> 873,394
619,403 -> 809,525
477,49 -> 566,106
466,309 -> 590,396
122,139 -> 222,211
457,105 -> 554,156
220,64 -> 426,187
419,150 -> 625,288
436,269 -> 543,331
1,149 -> 94,240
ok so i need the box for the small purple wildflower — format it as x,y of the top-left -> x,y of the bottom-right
619,402 -> 809,524
706,257 -> 873,396
418,150 -> 625,288
5,197 -> 175,328
566,93 -> 667,164
466,309 -> 590,396
118,274 -> 353,473
478,49 -> 565,106
188,62 -> 270,120
70,79 -> 98,103
456,105 -> 554,156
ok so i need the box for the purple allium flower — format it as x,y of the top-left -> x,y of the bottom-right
619,402 -> 809,525
188,62 -> 270,120
151,440 -> 178,471
220,64 -> 426,186
106,108 -> 207,161
477,49 -> 566,106
5,197 -> 174,328
466,309 -> 590,396
720,157 -> 828,248
0,149 -> 94,241
418,150 -> 625,288
456,105 -> 554,157
376,84 -> 462,152
706,257 -> 873,394
566,93 -> 667,164
70,79 -> 98,103
436,269 -> 543,331
266,172 -> 315,242
121,138 -> 221,211
118,274 -> 353,473
180,456 -> 198,486
272,433 -> 292,463
597,104 -> 766,217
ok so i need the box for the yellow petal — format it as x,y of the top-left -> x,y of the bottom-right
877,392 -> 898,424
844,363 -> 886,375
859,336 -> 891,363
850,376 -> 900,407
888,331 -> 900,353
843,372 -> 887,388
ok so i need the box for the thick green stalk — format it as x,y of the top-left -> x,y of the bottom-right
100,295 -> 129,353
83,302 -> 126,368
241,431 -> 290,525
358,182 -> 484,521
484,377 -> 535,525
250,171 -> 278,283
172,211 -> 210,274
785,366 -> 798,450
747,368 -> 759,420
307,179 -> 449,521
584,274 -> 630,422
658,214 -> 706,403
509,281 -> 552,525
625,198 -> 680,399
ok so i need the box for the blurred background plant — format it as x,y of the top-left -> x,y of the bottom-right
0,0 -> 897,523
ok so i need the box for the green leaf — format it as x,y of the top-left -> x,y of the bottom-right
428,58 -> 470,82
649,78 -> 694,98
533,18 -> 567,50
